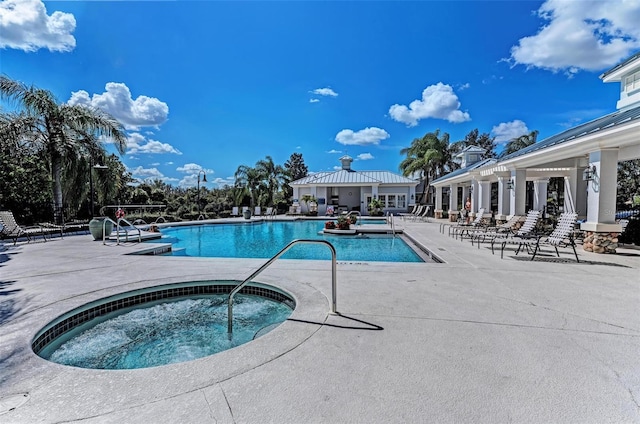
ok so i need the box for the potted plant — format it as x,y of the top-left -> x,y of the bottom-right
368,198 -> 384,216
337,215 -> 351,230
301,194 -> 318,216
324,221 -> 336,230
89,216 -> 114,241
243,208 -> 252,219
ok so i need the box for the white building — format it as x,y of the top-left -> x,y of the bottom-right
431,51 -> 640,252
291,155 -> 418,215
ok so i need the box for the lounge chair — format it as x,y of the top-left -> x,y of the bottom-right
469,214 -> 524,247
408,205 -> 426,221
513,212 -> 580,262
0,210 -> 51,244
399,204 -> 418,220
450,208 -> 486,238
264,207 -> 276,219
254,206 -> 262,216
415,205 -> 431,222
490,210 -> 542,258
231,207 -> 239,217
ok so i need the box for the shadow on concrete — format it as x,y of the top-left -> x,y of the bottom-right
0,281 -> 25,326
509,255 -> 632,267
289,313 -> 384,331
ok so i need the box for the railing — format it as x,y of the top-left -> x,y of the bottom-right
102,217 -> 142,245
345,211 -> 361,226
228,239 -> 337,333
389,213 -> 396,237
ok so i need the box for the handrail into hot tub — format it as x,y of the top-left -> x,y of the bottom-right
228,239 -> 337,333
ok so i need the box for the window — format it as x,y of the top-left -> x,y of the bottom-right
625,71 -> 640,94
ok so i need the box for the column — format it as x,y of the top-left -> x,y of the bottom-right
532,179 -> 548,212
448,183 -> 459,222
584,149 -> 620,228
471,180 -> 479,213
478,180 -> 491,213
564,169 -> 588,220
496,175 -> 511,220
435,186 -> 443,219
509,169 -> 527,216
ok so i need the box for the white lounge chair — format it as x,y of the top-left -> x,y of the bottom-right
513,212 -> 580,262
254,206 -> 262,216
490,210 -> 542,257
0,210 -> 50,244
231,207 -> 239,217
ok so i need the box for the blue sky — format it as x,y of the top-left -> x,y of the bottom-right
2,0 -> 640,188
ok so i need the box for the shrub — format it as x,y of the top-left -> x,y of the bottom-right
619,217 -> 640,245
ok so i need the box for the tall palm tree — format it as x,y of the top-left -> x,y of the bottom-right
400,130 -> 457,204
500,130 -> 539,158
234,164 -> 264,208
0,76 -> 127,222
255,155 -> 286,206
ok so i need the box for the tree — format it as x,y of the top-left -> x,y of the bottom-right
399,130 -> 457,204
617,159 -> 640,209
500,130 -> 539,158
0,76 -> 127,222
283,152 -> 308,200
234,165 -> 264,208
450,128 -> 497,159
255,155 -> 286,206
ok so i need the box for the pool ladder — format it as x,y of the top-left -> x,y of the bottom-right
101,217 -> 142,245
228,239 -> 338,334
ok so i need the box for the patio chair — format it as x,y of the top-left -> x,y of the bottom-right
408,205 -> 426,221
231,206 -> 239,217
512,212 -> 580,262
450,208 -> 486,238
398,204 -> 418,220
254,206 -> 262,216
415,206 -> 431,222
0,210 -> 50,244
469,214 -> 524,247
490,210 -> 541,257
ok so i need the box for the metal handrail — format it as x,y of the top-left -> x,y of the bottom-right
228,239 -> 337,333
389,213 -> 395,237
117,217 -> 142,243
102,217 -> 118,245
345,211 -> 361,226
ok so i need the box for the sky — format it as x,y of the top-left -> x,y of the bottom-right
2,0 -> 640,189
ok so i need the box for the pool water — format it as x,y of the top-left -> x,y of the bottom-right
154,221 -> 423,262
40,294 -> 292,370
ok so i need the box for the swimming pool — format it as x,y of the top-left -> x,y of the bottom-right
152,220 -> 425,262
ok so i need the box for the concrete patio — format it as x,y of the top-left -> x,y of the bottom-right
1,218 -> 638,423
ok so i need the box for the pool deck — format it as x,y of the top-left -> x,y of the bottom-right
1,217 -> 639,423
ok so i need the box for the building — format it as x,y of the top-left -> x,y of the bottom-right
431,52 -> 640,253
291,155 -> 418,216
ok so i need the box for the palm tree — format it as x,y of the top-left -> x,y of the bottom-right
400,130 -> 457,204
255,155 -> 286,206
234,164 -> 264,208
0,76 -> 127,222
500,130 -> 539,158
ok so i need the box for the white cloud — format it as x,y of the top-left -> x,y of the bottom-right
326,149 -> 342,154
335,127 -> 389,146
491,120 -> 530,144
309,99 -> 320,103
128,166 -> 165,180
508,0 -> 640,75
211,177 -> 235,188
125,132 -> 181,155
68,82 -> 169,130
356,153 -> 374,160
311,87 -> 338,97
177,163 -> 213,174
389,83 -> 471,126
459,83 -> 470,90
0,0 -> 75,52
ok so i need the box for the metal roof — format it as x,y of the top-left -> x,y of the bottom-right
432,158 -> 497,184
498,104 -> 640,162
291,169 -> 417,185
600,51 -> 640,79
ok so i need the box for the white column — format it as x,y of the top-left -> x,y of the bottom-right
496,175 -> 511,219
532,179 -> 548,212
478,180 -> 491,213
582,149 -> 621,232
564,169 -> 588,220
435,186 -> 443,211
509,169 -> 527,216
448,183 -> 459,213
462,186 -> 470,211
471,180 -> 479,213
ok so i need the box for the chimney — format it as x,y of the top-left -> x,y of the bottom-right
340,155 -> 353,171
